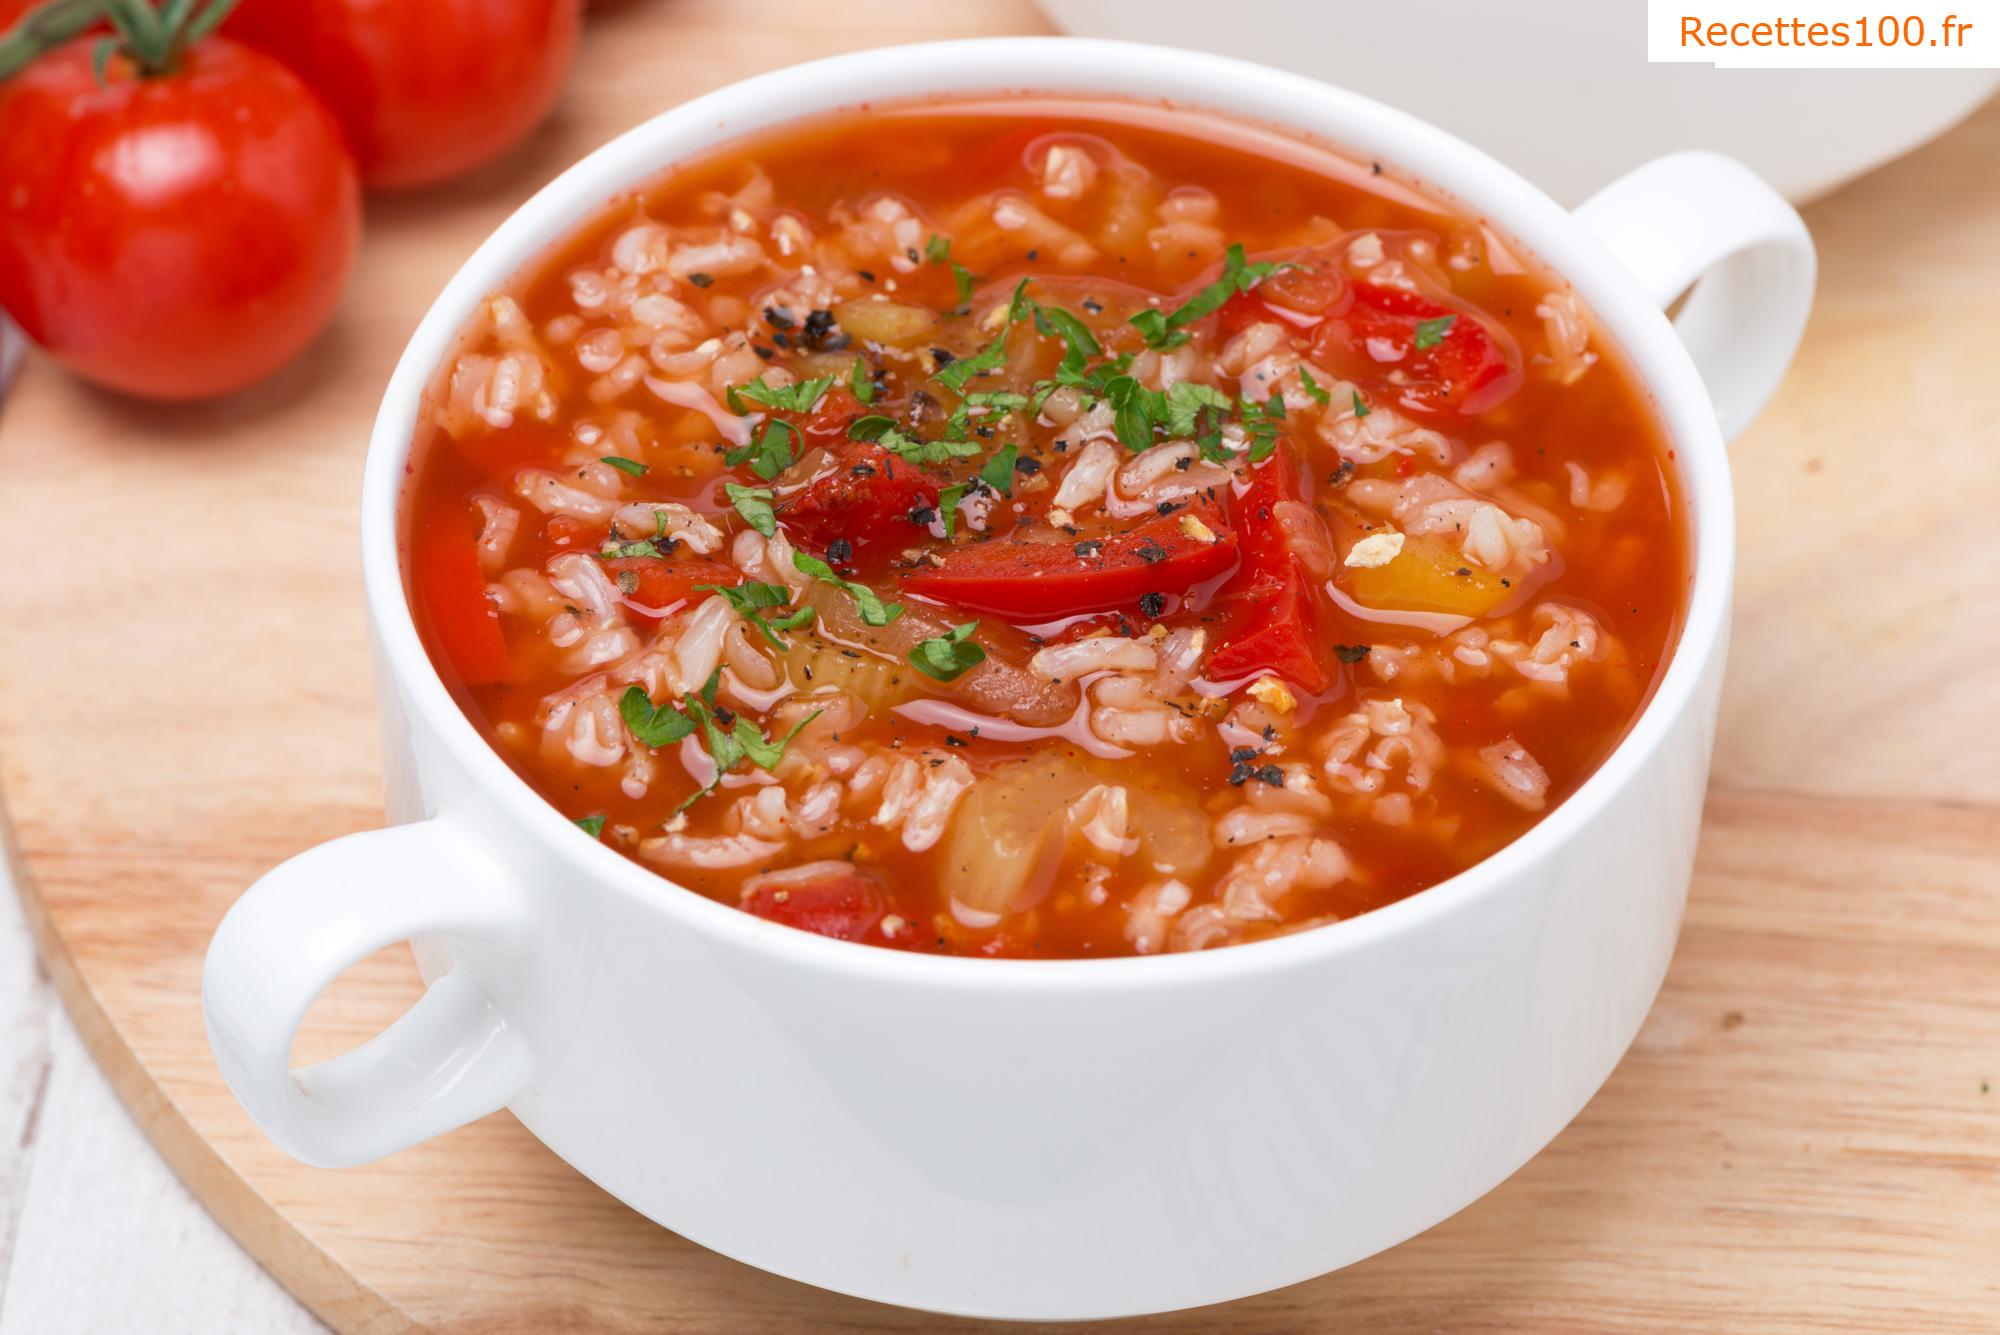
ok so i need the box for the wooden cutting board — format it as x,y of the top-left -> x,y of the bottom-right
4,3 -> 1997,1329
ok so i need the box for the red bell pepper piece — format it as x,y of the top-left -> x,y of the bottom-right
1205,447 -> 1332,693
740,864 -> 889,943
1311,280 -> 1518,416
901,504 -> 1238,620
410,510 -> 511,688
780,442 -> 939,555
599,556 -> 741,622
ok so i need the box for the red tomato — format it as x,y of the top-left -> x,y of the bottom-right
780,443 -> 940,556
227,0 -> 582,190
0,39 -> 360,401
411,510 -> 511,687
739,864 -> 889,943
1312,280 -> 1519,416
599,556 -> 740,621
1206,448 -> 1333,693
902,505 -> 1239,620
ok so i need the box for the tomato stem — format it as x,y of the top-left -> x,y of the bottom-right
0,0 -> 101,81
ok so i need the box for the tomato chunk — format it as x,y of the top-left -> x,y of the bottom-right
902,505 -> 1238,620
798,386 -> 865,443
1311,280 -> 1518,416
599,557 -> 740,621
740,863 -> 888,943
1205,448 -> 1332,693
780,443 -> 939,555
410,512 -> 510,687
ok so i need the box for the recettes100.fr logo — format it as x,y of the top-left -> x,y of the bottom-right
1647,1 -> 1993,65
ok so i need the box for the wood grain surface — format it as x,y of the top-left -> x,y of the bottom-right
2,2 -> 1997,1330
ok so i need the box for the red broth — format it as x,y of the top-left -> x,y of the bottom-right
406,97 -> 1686,958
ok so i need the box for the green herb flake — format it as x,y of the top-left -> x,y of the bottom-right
724,482 -> 777,538
733,709 -> 821,770
1102,375 -> 1165,451
937,482 -> 967,539
908,621 -> 986,682
924,233 -> 951,264
856,415 -> 980,466
686,272 -> 715,288
793,550 -> 902,627
573,813 -> 607,838
699,580 -> 801,649
1163,381 -> 1235,438
1130,243 -> 1284,350
978,443 -> 1019,497
619,686 -> 696,749
849,355 -> 876,405
728,373 -> 835,416
951,261 -> 976,309
599,538 -> 664,560
1413,315 -> 1457,351
1296,366 -> 1331,406
935,337 -> 1007,393
1351,389 -> 1372,418
601,455 -> 648,477
724,418 -> 796,481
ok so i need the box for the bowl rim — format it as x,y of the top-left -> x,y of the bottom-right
361,35 -> 1735,989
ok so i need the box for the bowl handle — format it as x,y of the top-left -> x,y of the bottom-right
1573,150 -> 1816,442
202,817 -> 537,1167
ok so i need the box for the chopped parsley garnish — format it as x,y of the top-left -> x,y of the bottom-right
724,418 -> 796,481
731,708 -> 820,769
924,233 -> 951,263
849,355 -> 876,404
793,550 -> 902,626
1163,381 -> 1234,438
601,455 -> 648,477
936,481 -> 966,538
599,538 -> 666,560
1333,643 -> 1371,664
1238,390 -> 1288,463
1129,244 -> 1284,350
908,621 -> 986,682
686,272 -> 714,288
620,686 -> 696,749
669,689 -> 820,792
573,813 -> 607,838
951,261 -> 976,308
934,336 -> 1007,393
1296,366 -> 1330,406
724,482 -> 777,538
935,277 -> 1033,392
852,414 -> 983,467
1102,374 -> 1164,451
727,373 -> 834,416
977,443 -> 1019,496
698,580 -> 809,649
1032,303 -> 1103,375
1413,315 -> 1457,350
1351,390 -> 1371,418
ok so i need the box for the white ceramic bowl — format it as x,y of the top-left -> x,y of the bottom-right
203,39 -> 1814,1319
1041,0 -> 1998,204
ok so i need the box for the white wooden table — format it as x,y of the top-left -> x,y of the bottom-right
0,862 -> 323,1332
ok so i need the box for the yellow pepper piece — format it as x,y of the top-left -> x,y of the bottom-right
1340,533 -> 1511,617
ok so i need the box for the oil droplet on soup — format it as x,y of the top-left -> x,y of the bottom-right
406,97 -> 1686,958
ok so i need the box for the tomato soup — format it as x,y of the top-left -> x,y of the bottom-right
405,98 -> 1686,958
